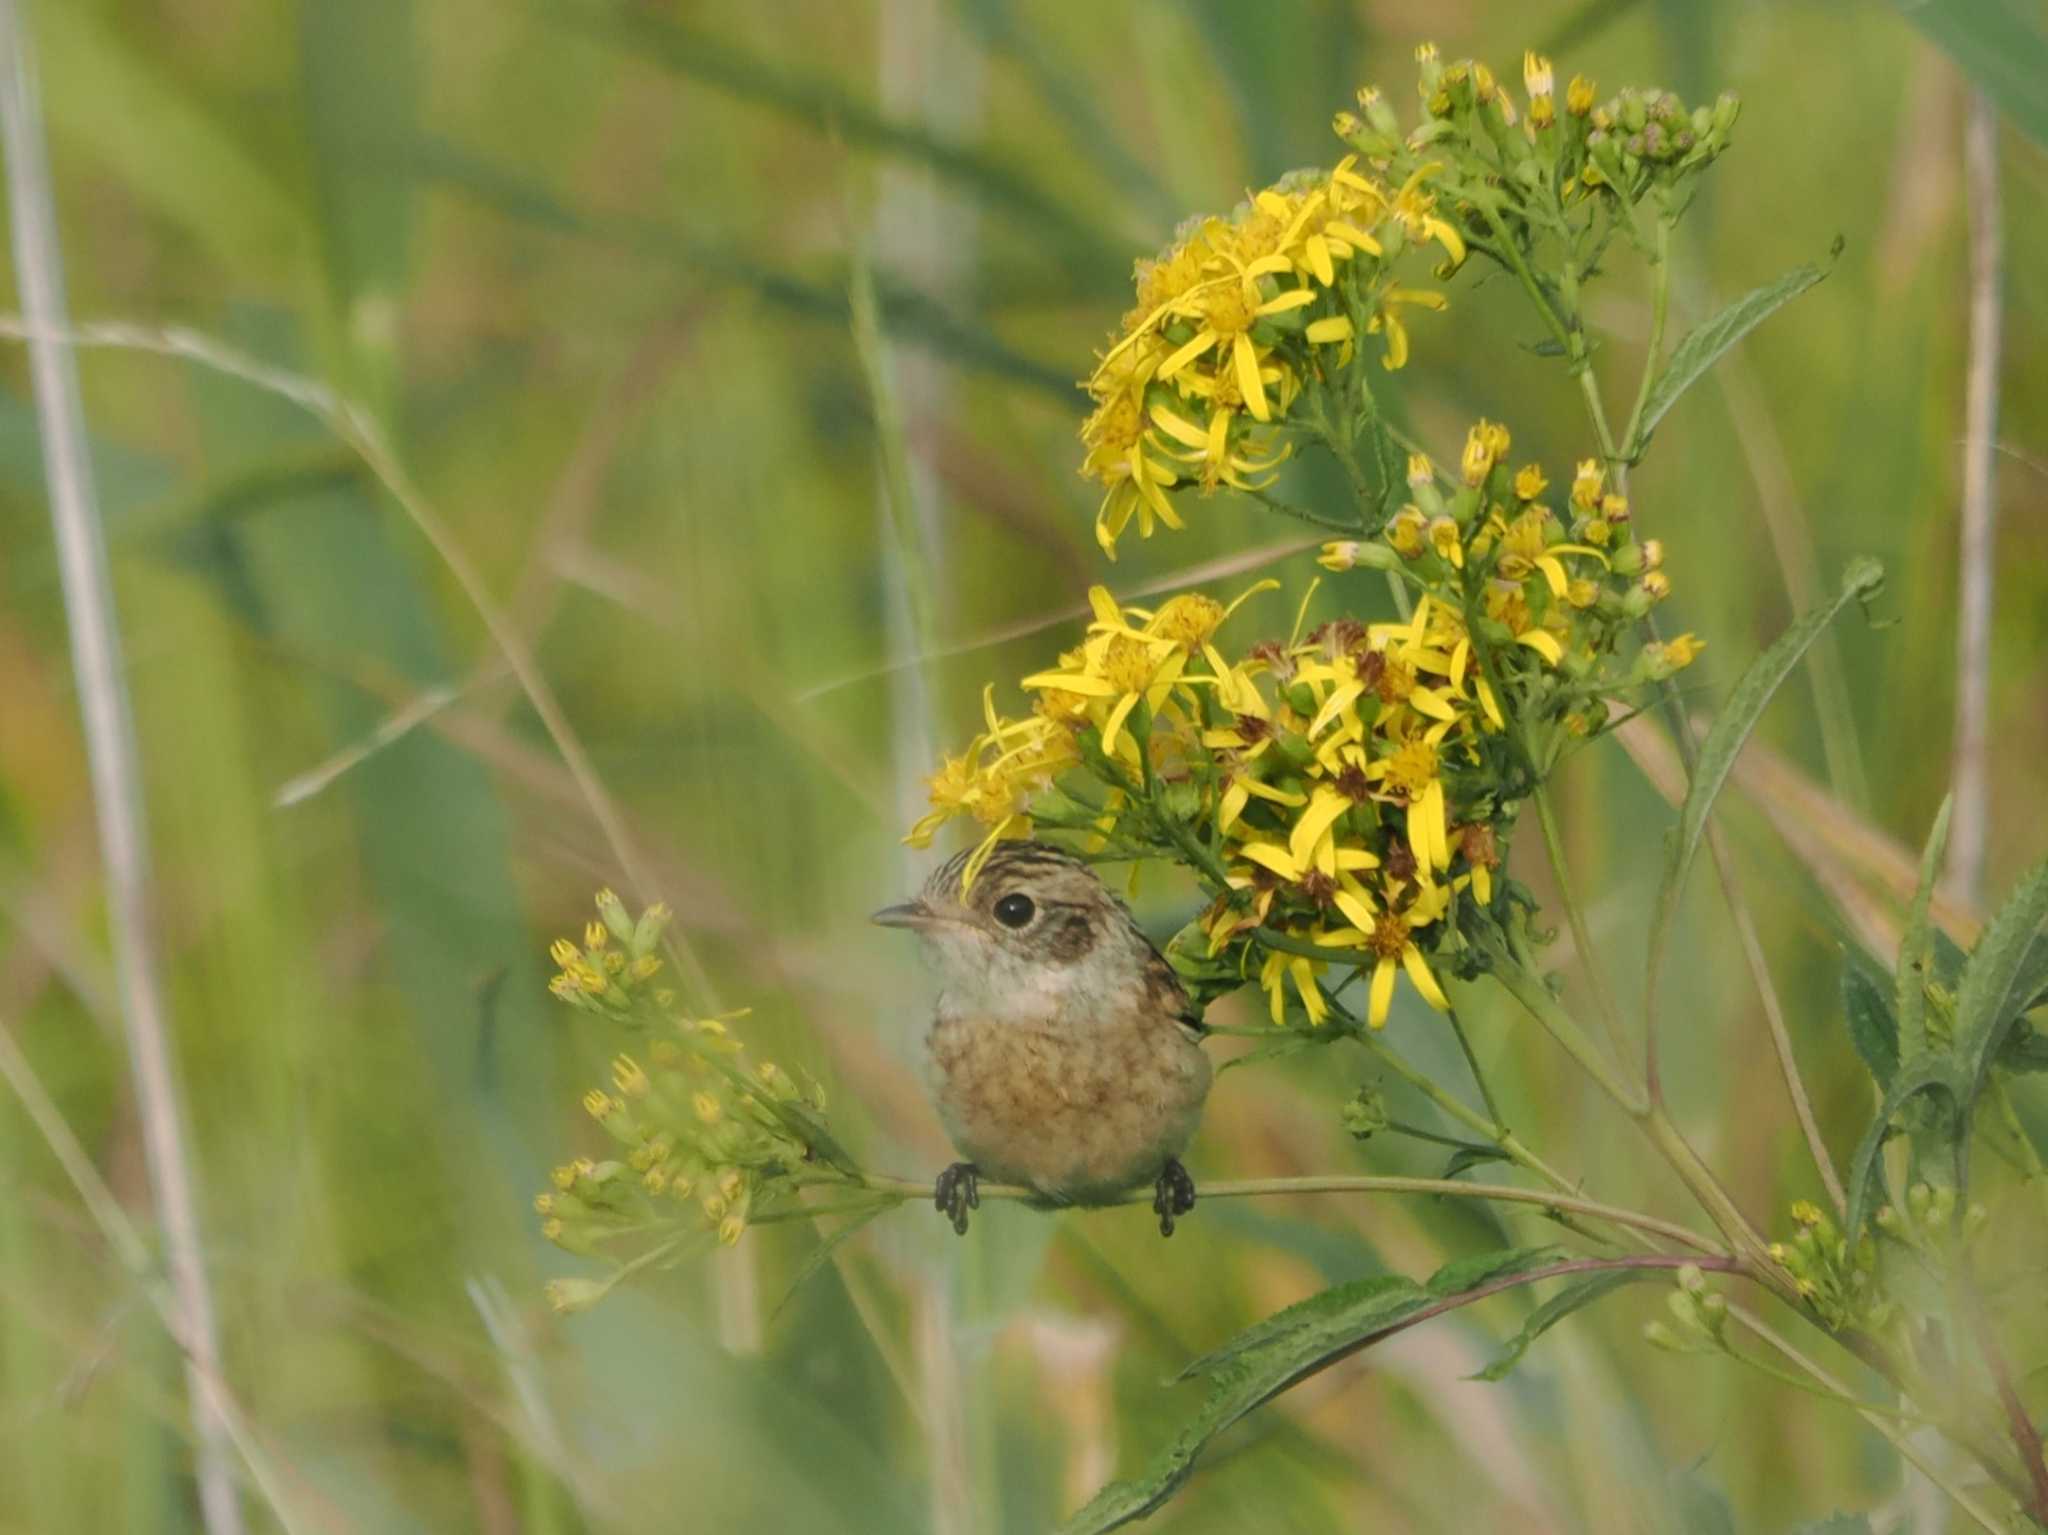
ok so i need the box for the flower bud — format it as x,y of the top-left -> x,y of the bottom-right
545,1276 -> 616,1315
1567,75 -> 1596,118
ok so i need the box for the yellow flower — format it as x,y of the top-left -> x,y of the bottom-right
1361,888 -> 1452,1029
1513,463 -> 1549,501
1524,52 -> 1555,128
1567,75 -> 1597,118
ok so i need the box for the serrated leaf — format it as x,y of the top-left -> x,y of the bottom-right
1172,1273 -> 1427,1382
1646,559 -> 1885,1026
1841,946 -> 1899,1087
1844,1056 -> 1962,1237
1474,1269 -> 1644,1381
1073,1252 -> 1562,1533
1897,799 -> 1952,1068
1425,1246 -> 1561,1297
1954,854 -> 2048,1103
1632,244 -> 1841,451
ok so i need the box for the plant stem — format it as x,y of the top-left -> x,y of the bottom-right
1531,780 -> 1626,1051
1483,944 -> 1647,1119
1619,218 -> 1673,463
1725,1302 -> 2013,1535
860,1172 -> 1725,1255
1444,1004 -> 1505,1130
0,19 -> 245,1532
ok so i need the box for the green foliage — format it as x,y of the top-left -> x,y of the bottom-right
1061,1249 -> 1560,1535
1629,243 -> 1841,454
1888,0 -> 2048,147
1646,558 -> 1885,1027
1474,1268 -> 1644,1381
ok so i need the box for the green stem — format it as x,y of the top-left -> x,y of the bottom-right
1344,1008 -> 1614,1223
1619,218 -> 1673,464
1444,1004 -> 1505,1130
1483,944 -> 1647,1119
860,1172 -> 1724,1255
1244,486 -> 1357,534
1531,780 -> 1627,1051
1472,197 -> 1575,360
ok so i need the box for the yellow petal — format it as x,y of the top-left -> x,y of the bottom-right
1420,779 -> 1449,869
1324,219 -> 1383,255
1020,669 -> 1116,697
1408,685 -> 1457,722
1288,786 -> 1351,872
1401,944 -> 1450,1010
1158,329 -> 1218,379
1476,677 -> 1505,730
1308,680 -> 1365,739
1304,315 -> 1355,345
1239,841 -> 1303,881
1334,889 -> 1377,933
1516,629 -> 1565,664
1369,957 -> 1397,1029
1534,555 -> 1569,598
1148,399 -> 1211,450
1219,779 -> 1249,833
1100,691 -> 1141,757
1257,287 -> 1318,317
1449,636 -> 1471,691
1233,333 -> 1270,422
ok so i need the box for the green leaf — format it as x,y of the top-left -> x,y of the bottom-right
771,1202 -> 896,1321
1646,559 -> 1885,1025
1790,1516 -> 1875,1535
1171,1273 -> 1427,1382
1954,855 -> 2048,1103
1441,1143 -> 1514,1180
1897,798 -> 1953,1068
1631,242 -> 1842,452
1888,0 -> 2048,148
1474,1269 -> 1644,1381
1058,1274 -> 1431,1531
2001,1022 -> 2048,1073
1844,1056 -> 1962,1237
1071,1251 -> 1558,1533
1841,946 -> 1900,1088
1424,1246 -> 1561,1297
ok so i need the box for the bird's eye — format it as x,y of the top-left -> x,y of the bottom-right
992,892 -> 1036,929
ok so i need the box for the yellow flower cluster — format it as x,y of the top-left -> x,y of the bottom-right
1080,145 -> 1464,558
911,422 -> 1699,1033
537,895 -> 836,1309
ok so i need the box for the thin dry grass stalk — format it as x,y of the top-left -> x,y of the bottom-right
1947,93 -> 2004,904
0,11 -> 245,1530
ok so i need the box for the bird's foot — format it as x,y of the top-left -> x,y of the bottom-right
1153,1158 -> 1196,1237
935,1162 -> 980,1235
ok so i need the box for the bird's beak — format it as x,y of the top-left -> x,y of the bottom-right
871,899 -> 934,929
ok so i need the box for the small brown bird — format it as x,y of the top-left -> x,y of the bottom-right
873,840 -> 1211,1236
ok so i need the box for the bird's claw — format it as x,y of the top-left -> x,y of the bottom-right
1153,1158 -> 1196,1237
935,1162 -> 980,1235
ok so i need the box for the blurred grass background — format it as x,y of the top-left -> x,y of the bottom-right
0,0 -> 2043,1530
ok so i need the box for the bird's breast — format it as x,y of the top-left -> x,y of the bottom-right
925,1002 -> 1211,1204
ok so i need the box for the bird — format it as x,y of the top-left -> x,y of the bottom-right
873,840 -> 1212,1236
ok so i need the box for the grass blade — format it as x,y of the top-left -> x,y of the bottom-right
1889,0 -> 2048,147
0,11 -> 245,1530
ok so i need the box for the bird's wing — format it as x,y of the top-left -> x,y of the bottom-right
1140,938 -> 1207,1039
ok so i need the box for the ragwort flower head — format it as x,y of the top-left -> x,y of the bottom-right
1080,142 -> 1461,558
537,895 -> 845,1306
